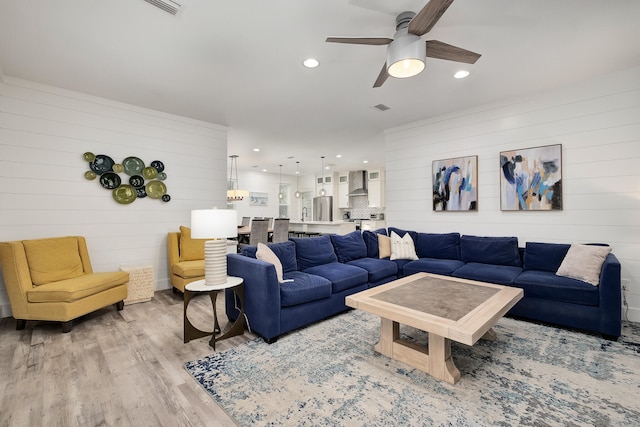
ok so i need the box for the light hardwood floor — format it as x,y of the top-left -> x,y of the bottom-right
0,290 -> 257,426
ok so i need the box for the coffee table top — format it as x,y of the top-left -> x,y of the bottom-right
346,273 -> 523,345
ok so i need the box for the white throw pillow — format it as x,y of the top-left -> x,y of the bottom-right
390,231 -> 418,261
256,243 -> 284,283
556,244 -> 611,286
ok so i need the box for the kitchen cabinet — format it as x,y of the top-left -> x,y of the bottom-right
367,169 -> 385,207
360,220 -> 386,231
315,174 -> 334,196
337,173 -> 349,208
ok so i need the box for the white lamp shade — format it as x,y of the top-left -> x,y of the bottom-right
191,209 -> 237,239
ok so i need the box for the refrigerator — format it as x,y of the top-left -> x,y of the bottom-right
313,196 -> 333,221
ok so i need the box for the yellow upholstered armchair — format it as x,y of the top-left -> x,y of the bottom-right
0,236 -> 129,333
168,226 -> 205,293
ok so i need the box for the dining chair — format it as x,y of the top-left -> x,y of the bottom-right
271,218 -> 290,243
248,219 -> 270,246
241,216 -> 251,227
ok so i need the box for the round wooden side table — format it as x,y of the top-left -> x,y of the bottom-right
183,276 -> 244,350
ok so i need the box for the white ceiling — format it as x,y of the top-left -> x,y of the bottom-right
1,0 -> 639,176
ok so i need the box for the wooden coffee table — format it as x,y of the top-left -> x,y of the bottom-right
346,272 -> 523,384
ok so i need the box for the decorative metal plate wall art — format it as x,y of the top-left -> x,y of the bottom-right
83,152 -> 170,204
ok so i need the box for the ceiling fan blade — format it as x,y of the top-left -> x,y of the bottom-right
408,0 -> 454,36
326,37 -> 393,46
373,62 -> 389,88
425,40 -> 481,64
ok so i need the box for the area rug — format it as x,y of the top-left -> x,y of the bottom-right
185,310 -> 640,426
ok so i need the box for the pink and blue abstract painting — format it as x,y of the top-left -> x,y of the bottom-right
500,144 -> 562,211
433,155 -> 478,211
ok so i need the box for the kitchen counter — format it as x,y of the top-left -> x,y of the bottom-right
289,221 -> 356,235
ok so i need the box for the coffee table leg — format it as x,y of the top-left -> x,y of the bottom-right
482,328 -> 497,341
428,334 -> 461,384
374,318 -> 399,357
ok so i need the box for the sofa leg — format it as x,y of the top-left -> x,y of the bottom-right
116,301 -> 124,311
602,334 -> 618,341
62,321 -> 72,333
263,336 -> 278,344
16,319 -> 26,330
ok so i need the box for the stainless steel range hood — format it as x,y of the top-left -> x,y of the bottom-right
347,170 -> 368,196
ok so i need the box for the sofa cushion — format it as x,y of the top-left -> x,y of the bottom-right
415,232 -> 461,260
393,259 -> 414,277
303,262 -> 368,293
257,243 -> 284,283
452,262 -> 522,285
514,270 -> 599,306
330,231 -> 367,263
362,229 -> 387,258
291,236 -> 338,270
346,257 -> 398,283
279,271 -> 332,307
172,260 -> 204,278
23,237 -> 85,286
402,258 -> 465,276
240,241 -> 297,273
523,242 -> 570,273
460,235 -> 521,267
556,244 -> 612,286
378,234 -> 391,258
179,226 -> 205,261
27,271 -> 129,303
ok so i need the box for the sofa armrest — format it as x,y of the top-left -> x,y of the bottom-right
598,253 -> 622,336
226,253 -> 282,339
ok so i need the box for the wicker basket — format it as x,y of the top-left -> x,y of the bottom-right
120,264 -> 155,305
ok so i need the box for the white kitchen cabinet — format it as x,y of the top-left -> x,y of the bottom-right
360,220 -> 386,231
337,173 -> 349,208
367,169 -> 385,207
315,174 -> 334,196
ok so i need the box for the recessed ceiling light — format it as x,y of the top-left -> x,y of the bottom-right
253,148 -> 260,152
336,154 -> 342,158
303,58 -> 320,68
454,70 -> 470,79
363,160 -> 369,164
262,168 -> 267,172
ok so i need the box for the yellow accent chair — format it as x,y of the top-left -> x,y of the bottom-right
167,226 -> 205,293
0,236 -> 129,333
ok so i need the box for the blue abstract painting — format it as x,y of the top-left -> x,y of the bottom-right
500,144 -> 562,211
433,155 -> 478,211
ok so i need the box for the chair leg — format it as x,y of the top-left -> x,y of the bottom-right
16,319 -> 26,330
62,321 -> 72,333
116,301 -> 124,311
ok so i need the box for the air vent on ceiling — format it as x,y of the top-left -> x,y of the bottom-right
143,0 -> 181,15
374,104 -> 391,111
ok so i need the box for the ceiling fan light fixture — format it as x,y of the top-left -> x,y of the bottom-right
386,33 -> 426,78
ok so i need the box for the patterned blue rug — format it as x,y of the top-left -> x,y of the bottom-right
185,310 -> 640,426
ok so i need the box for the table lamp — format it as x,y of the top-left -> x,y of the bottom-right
190,208 -> 238,286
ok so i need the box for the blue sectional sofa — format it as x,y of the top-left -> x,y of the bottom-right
226,228 -> 622,342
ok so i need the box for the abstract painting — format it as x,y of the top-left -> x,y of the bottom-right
432,155 -> 478,211
500,144 -> 562,211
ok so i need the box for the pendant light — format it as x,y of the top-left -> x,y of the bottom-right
227,155 -> 249,202
319,156 -> 326,196
278,164 -> 284,200
295,161 -> 301,198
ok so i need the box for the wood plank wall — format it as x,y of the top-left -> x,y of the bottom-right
384,66 -> 640,321
0,76 -> 228,317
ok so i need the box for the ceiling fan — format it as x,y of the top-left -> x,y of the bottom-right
326,0 -> 481,87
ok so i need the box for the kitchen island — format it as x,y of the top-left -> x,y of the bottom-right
289,221 -> 356,236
